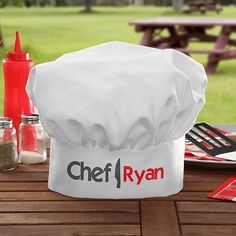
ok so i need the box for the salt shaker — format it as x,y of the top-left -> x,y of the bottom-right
19,114 -> 47,164
0,117 -> 18,170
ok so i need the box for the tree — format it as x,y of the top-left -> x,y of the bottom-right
36,0 -> 41,7
50,0 -> 56,6
134,0 -> 144,5
172,0 -> 184,10
85,0 -> 93,11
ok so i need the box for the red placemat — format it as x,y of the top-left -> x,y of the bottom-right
208,175 -> 236,201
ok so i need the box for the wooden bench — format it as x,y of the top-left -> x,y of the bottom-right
183,1 -> 223,14
130,18 -> 236,74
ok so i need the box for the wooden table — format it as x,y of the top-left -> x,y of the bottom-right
183,1 -> 222,14
0,124 -> 236,236
130,18 -> 236,74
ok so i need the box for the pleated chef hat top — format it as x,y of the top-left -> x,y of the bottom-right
26,41 -> 207,151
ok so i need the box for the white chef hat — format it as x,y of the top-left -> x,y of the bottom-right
27,41 -> 207,199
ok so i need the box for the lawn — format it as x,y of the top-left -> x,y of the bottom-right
0,6 -> 236,123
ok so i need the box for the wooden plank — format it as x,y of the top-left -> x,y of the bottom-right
0,212 -> 140,225
0,174 -> 227,192
140,28 -> 154,46
221,50 -> 236,60
183,182 -> 222,192
1,181 -> 216,193
0,172 -> 48,182
14,164 -> 49,172
179,212 -> 236,224
5,182 -> 208,193
0,182 -> 48,191
149,192 -> 212,201
182,225 -> 236,236
0,191 -> 212,201
130,18 -> 236,27
0,171 -> 231,183
177,48 -> 226,54
141,201 -> 180,236
206,26 -> 231,74
0,225 -> 141,236
6,182 -> 217,195
177,202 -> 236,213
0,191 -> 72,201
0,201 -> 139,213
184,173 -> 232,183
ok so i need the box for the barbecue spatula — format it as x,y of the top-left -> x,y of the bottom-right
186,123 -> 236,161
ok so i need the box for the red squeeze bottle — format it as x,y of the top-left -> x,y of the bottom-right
3,31 -> 35,151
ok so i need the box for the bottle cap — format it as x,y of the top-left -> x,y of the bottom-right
22,114 -> 39,124
6,31 -> 30,61
0,117 -> 13,129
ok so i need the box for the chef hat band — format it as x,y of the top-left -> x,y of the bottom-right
48,136 -> 185,199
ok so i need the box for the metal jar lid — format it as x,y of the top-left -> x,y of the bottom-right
0,117 -> 13,129
22,114 -> 39,124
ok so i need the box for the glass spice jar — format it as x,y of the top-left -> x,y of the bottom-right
0,117 -> 18,170
19,114 -> 47,164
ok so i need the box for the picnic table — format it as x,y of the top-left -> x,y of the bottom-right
183,1 -> 222,14
130,18 -> 236,74
0,124 -> 236,236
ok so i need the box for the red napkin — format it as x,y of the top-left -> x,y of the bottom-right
208,175 -> 236,201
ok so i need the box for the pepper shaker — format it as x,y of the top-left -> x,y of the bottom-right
0,117 -> 18,170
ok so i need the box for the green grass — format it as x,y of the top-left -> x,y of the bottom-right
0,6 -> 236,123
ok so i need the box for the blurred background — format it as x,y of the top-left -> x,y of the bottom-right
0,0 -> 236,123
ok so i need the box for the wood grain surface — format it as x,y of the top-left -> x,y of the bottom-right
0,162 -> 235,236
1,135 -> 236,235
